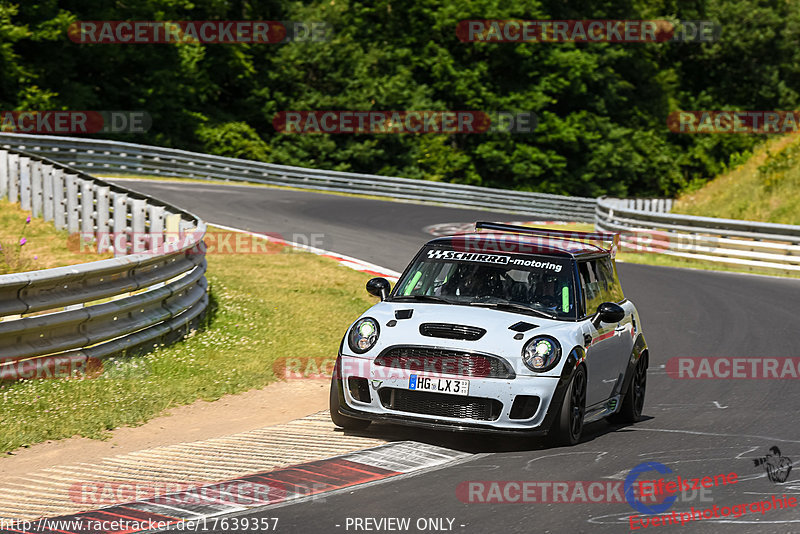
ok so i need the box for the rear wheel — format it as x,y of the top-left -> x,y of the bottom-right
548,365 -> 586,446
329,374 -> 371,431
608,354 -> 647,424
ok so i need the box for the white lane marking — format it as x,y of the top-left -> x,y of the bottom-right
524,451 -> 609,471
209,222 -> 401,281
635,427 -> 800,444
735,446 -> 761,459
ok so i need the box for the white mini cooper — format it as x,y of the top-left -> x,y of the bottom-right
330,222 -> 648,445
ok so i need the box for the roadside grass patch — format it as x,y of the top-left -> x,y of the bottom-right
0,241 -> 375,453
674,135 -> 800,225
0,199 -> 109,274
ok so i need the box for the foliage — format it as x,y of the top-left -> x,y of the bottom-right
0,0 -> 798,197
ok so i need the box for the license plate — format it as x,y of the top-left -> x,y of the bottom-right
409,374 -> 469,396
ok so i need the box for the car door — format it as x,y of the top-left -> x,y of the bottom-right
598,256 -> 635,381
578,259 -> 624,406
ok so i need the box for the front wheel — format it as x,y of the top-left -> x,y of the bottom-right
329,374 -> 371,431
548,365 -> 586,446
608,353 -> 647,424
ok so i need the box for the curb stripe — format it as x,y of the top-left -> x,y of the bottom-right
0,442 -> 469,534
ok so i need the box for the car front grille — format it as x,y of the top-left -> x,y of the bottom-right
374,346 -> 515,379
379,388 -> 502,421
419,323 -> 486,341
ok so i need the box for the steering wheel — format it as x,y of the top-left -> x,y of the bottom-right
533,295 -> 558,309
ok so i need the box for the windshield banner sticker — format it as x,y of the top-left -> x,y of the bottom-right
508,257 -> 563,272
426,249 -> 509,264
426,249 -> 564,272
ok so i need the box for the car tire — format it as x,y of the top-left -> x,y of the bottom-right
548,365 -> 586,446
329,374 -> 371,431
608,353 -> 647,424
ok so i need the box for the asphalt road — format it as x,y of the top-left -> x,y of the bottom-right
114,180 -> 800,534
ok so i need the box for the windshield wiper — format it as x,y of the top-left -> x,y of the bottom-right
391,295 -> 452,304
468,300 -> 558,320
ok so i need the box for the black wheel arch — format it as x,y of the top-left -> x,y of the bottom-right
541,345 -> 587,433
616,333 -> 648,398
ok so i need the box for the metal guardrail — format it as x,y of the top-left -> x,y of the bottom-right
0,147 -> 208,376
605,197 -> 674,213
597,197 -> 800,274
0,133 -> 603,222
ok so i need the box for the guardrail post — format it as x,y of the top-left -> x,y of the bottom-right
149,205 -> 165,235
131,198 -> 146,252
79,179 -> 94,233
52,169 -> 66,229
31,161 -> 44,218
131,199 -> 146,234
112,192 -> 128,255
96,186 -> 110,236
19,156 -> 31,210
66,174 -> 80,233
42,164 -> 54,222
0,150 -> 7,199
163,212 -> 182,255
165,213 -> 181,233
6,153 -> 18,202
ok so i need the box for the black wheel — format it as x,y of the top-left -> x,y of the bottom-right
329,374 -> 371,430
548,365 -> 586,446
608,354 -> 647,424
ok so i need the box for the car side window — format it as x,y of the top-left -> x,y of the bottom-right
597,257 -> 625,303
579,258 -> 624,315
579,260 -> 605,315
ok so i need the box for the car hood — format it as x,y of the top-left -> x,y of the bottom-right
347,301 -> 583,374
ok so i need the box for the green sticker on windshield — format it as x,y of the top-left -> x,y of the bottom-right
561,286 -> 569,313
403,271 -> 423,295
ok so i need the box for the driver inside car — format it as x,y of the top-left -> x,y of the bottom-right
531,273 -> 563,311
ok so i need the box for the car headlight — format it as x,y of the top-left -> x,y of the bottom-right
522,336 -> 561,372
348,317 -> 380,354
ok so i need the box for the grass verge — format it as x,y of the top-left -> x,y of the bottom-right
0,240 -> 375,453
673,135 -> 800,225
0,199 -> 110,274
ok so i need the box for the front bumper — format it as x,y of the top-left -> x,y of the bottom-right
335,352 -> 563,434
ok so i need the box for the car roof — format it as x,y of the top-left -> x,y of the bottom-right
425,232 -> 608,258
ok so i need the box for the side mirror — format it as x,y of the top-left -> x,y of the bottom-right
593,302 -> 625,327
366,277 -> 391,300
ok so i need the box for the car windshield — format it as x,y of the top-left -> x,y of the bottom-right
391,247 -> 576,319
